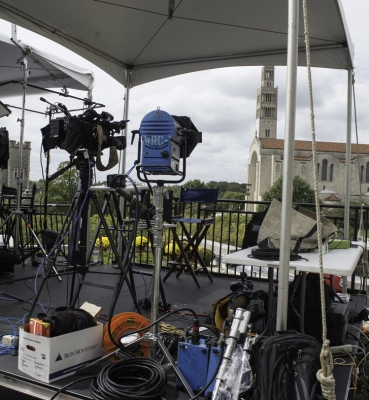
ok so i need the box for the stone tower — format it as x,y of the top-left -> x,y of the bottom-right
0,140 -> 32,190
255,66 -> 278,139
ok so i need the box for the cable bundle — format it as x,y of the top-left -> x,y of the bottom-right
248,248 -> 307,261
90,357 -> 167,400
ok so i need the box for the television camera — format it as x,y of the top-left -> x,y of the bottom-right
41,106 -> 127,156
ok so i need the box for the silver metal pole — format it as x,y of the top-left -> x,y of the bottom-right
150,185 -> 164,357
121,70 -> 131,177
342,68 -> 353,293
118,70 -> 131,256
14,55 -> 28,254
276,0 -> 299,331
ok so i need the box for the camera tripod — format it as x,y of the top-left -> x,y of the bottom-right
26,151 -> 141,322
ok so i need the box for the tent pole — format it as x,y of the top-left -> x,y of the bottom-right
13,55 -> 28,254
342,68 -> 353,293
118,70 -> 131,255
276,0 -> 299,331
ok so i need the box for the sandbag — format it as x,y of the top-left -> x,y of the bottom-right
258,198 -> 337,252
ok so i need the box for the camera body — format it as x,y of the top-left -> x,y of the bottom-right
41,109 -> 127,154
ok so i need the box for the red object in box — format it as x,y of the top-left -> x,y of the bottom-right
29,318 -> 51,337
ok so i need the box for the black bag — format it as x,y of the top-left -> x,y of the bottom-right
251,331 -> 324,400
242,210 -> 268,249
37,307 -> 94,337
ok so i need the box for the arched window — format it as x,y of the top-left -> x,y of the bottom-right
329,164 -> 334,182
301,165 -> 306,175
14,168 -> 18,178
366,162 -> 369,183
322,159 -> 328,181
317,163 -> 320,180
265,129 -> 270,137
361,165 -> 365,183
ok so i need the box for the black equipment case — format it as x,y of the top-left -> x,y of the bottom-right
299,301 -> 351,346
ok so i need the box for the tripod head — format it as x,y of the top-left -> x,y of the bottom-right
47,150 -> 95,192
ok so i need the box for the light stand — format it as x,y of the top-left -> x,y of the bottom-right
135,109 -> 201,357
13,54 -> 28,254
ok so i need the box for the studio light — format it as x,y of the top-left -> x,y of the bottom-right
0,101 -> 12,118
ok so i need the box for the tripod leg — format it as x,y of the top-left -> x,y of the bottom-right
69,192 -> 141,312
25,195 -> 81,323
19,213 -> 63,281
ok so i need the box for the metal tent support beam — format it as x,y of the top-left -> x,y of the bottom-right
342,67 -> 354,294
276,0 -> 299,331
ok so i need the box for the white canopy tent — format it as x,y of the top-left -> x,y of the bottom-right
0,0 -> 356,330
0,31 -> 94,97
0,0 -> 354,86
0,26 -> 95,254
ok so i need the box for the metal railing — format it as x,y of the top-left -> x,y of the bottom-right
23,199 -> 369,289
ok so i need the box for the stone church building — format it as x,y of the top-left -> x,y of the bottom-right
0,139 -> 31,190
248,66 -> 369,204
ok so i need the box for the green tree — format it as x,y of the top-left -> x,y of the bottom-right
182,179 -> 208,189
218,191 -> 246,210
260,175 -> 316,210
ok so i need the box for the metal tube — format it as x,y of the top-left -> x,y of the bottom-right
14,56 -> 28,254
342,68 -> 353,294
150,185 -> 165,357
118,69 -> 131,256
212,309 -> 251,399
276,0 -> 299,331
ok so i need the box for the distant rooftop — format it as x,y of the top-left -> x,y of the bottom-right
259,138 -> 369,154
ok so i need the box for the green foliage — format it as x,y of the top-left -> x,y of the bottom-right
208,181 -> 246,196
218,191 -> 246,210
259,175 -> 316,211
182,179 -> 209,189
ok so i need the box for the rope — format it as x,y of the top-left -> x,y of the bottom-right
302,1 -> 336,398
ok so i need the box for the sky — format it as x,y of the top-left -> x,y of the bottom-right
0,0 -> 368,186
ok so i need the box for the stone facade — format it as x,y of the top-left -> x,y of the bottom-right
0,140 -> 31,190
248,66 -> 368,204
248,137 -> 369,203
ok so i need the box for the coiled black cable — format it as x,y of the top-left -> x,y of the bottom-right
248,248 -> 308,261
90,357 -> 166,400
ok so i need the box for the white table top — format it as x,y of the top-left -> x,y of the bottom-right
221,242 -> 365,276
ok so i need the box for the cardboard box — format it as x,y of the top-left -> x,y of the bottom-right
18,322 -> 103,383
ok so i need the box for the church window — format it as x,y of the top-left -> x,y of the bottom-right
329,164 -> 334,182
276,164 -> 280,174
266,71 -> 270,78
322,159 -> 328,181
21,169 -> 24,179
14,168 -> 18,178
266,129 -> 270,137
366,162 -> 369,183
361,165 -> 364,183
317,163 -> 320,180
301,165 -> 306,175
